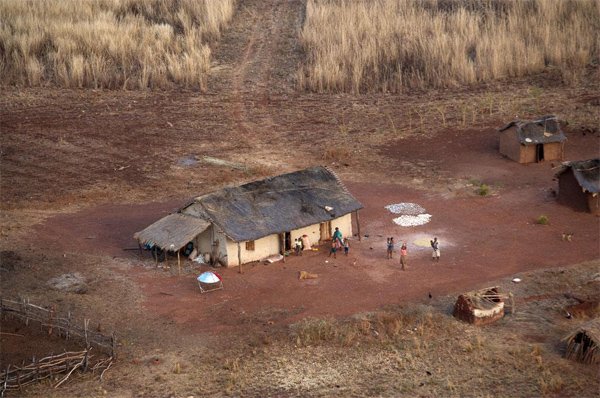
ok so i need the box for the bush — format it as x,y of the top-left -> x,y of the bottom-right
536,215 -> 549,225
477,184 -> 490,196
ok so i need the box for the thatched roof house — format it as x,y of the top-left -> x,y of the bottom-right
134,166 -> 363,267
499,115 -> 566,164
564,318 -> 600,364
453,287 -> 505,325
556,158 -> 600,215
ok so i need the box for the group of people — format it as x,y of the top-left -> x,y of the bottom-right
297,227 -> 441,268
386,236 -> 440,270
329,227 -> 349,258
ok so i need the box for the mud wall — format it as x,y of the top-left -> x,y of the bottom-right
499,129 -> 522,162
558,170 -> 590,212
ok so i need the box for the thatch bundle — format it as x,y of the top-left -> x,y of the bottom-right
564,318 -> 600,364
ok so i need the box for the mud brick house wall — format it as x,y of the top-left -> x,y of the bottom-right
499,115 -> 566,164
135,166 -> 363,266
452,287 -> 505,326
556,158 -> 600,216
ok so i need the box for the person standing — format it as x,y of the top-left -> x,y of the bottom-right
343,238 -> 350,256
295,238 -> 303,256
329,238 -> 338,258
387,237 -> 395,259
400,242 -> 408,270
431,237 -> 440,262
333,227 -> 343,245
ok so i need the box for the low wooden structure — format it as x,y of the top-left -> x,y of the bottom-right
0,298 -> 115,393
499,115 -> 566,164
556,158 -> 600,215
453,287 -> 511,326
135,166 -> 363,270
564,318 -> 600,364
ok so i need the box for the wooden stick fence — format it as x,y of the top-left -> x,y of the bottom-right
0,298 -> 116,395
0,298 -> 116,357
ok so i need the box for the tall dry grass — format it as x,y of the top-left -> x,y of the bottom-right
0,0 -> 236,90
298,0 -> 600,93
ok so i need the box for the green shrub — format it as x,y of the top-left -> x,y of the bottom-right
536,215 -> 549,225
477,184 -> 490,196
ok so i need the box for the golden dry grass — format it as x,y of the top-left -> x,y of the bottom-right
298,0 -> 600,93
0,0 -> 236,90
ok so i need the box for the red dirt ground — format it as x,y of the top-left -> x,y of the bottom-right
28,123 -> 599,336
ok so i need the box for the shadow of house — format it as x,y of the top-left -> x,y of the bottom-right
498,115 -> 566,164
134,166 -> 363,267
556,158 -> 600,215
564,318 -> 600,364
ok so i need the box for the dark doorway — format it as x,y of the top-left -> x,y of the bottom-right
536,144 -> 544,162
284,232 -> 292,251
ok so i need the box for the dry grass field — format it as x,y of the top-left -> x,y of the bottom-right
298,0 -> 599,92
0,0 -> 236,89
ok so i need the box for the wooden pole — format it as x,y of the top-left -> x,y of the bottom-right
177,250 -> 181,275
281,233 -> 286,263
153,247 -> 158,266
355,210 -> 362,241
237,242 -> 242,274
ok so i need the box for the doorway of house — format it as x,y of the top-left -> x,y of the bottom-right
320,221 -> 331,242
536,144 -> 544,162
284,232 -> 292,251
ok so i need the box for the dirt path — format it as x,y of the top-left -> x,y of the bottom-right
211,0 -> 304,144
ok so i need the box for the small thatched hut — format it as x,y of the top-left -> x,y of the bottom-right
453,287 -> 505,325
498,115 -> 566,164
564,318 -> 600,364
556,158 -> 600,216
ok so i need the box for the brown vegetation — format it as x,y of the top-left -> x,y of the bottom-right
0,0 -> 236,89
297,0 -> 599,92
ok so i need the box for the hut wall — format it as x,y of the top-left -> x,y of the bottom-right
520,144 -> 537,164
499,129 -> 522,162
543,142 -> 564,161
453,295 -> 505,326
195,227 -> 214,256
587,193 -> 600,216
290,222 -> 320,248
330,213 -> 353,241
225,234 -> 280,266
558,169 -> 590,212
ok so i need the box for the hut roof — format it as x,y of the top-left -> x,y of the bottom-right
556,158 -> 600,193
564,317 -> 600,364
460,286 -> 503,310
181,166 -> 363,242
134,213 -> 210,251
499,115 -> 566,145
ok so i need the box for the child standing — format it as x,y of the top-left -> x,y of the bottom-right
329,239 -> 338,258
387,237 -> 395,259
343,238 -> 349,256
400,242 -> 408,270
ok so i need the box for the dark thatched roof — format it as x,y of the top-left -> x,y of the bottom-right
499,115 -> 566,145
181,166 -> 363,242
556,158 -> 600,193
134,213 -> 210,251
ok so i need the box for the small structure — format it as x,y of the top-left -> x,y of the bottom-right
453,287 -> 507,325
564,318 -> 600,364
135,166 -> 363,268
498,115 -> 566,164
555,158 -> 600,215
197,272 -> 223,293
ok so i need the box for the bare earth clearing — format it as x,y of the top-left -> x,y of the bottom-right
1,1 -> 599,397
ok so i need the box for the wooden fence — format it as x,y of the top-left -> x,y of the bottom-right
0,298 -> 116,395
